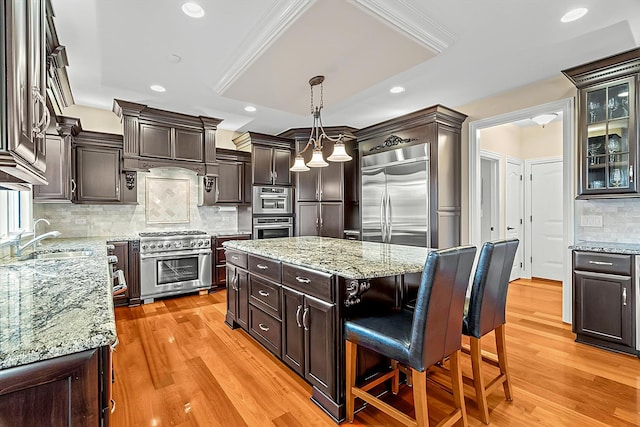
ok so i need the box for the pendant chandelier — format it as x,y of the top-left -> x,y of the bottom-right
290,75 -> 352,172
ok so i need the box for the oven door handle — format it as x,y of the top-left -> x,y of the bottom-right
140,249 -> 211,260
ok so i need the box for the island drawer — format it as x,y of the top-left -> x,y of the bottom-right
249,306 -> 281,358
249,275 -> 281,318
249,255 -> 282,282
283,264 -> 333,302
574,251 -> 632,276
226,250 -> 248,269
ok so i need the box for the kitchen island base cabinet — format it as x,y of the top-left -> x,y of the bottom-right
0,346 -> 112,427
225,263 -> 249,331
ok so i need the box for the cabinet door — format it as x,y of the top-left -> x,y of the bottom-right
282,287 -> 305,376
273,148 -> 292,186
75,146 -> 121,203
237,269 -> 249,331
320,202 -> 344,238
109,241 -> 130,306
296,202 -> 320,236
574,271 -> 634,348
30,0 -> 47,172
216,161 -> 243,203
139,123 -> 171,158
304,295 -> 336,399
253,146 -> 274,185
33,134 -> 71,202
226,266 -> 238,325
174,128 -> 203,162
320,141 -> 344,201
296,166 -> 319,202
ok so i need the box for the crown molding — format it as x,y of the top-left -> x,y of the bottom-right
215,0 -> 315,95
348,0 -> 455,53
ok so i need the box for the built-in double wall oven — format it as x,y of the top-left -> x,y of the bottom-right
252,186 -> 294,239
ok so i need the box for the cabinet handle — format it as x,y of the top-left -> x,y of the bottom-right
316,189 -> 319,200
256,264 -> 269,270
71,178 -> 77,194
258,290 -> 270,297
273,170 -> 278,183
258,323 -> 270,332
231,255 -> 239,260
31,86 -> 50,138
623,287 -> 627,306
302,307 -> 310,331
295,304 -> 303,328
232,271 -> 239,291
588,260 -> 614,266
110,399 -> 116,414
630,166 -> 634,183
296,276 -> 311,284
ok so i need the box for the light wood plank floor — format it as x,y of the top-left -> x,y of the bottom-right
112,279 -> 640,426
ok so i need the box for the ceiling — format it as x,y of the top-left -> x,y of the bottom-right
51,0 -> 640,135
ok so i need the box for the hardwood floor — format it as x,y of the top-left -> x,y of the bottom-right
112,279 -> 640,426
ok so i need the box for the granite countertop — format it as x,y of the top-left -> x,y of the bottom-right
223,236 -> 431,280
570,241 -> 640,255
0,238 -> 117,370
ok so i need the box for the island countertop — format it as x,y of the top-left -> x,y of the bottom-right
222,236 -> 431,279
0,238 -> 117,370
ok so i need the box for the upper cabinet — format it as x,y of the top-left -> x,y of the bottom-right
233,132 -> 294,186
113,99 -> 222,177
563,48 -> 640,198
1,0 -> 50,187
199,148 -> 251,206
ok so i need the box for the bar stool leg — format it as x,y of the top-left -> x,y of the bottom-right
496,324 -> 513,400
346,340 -> 357,423
391,360 -> 400,394
470,337 -> 490,424
412,369 -> 429,426
450,349 -> 469,427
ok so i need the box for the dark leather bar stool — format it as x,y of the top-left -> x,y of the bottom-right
462,239 -> 519,424
345,245 -> 477,427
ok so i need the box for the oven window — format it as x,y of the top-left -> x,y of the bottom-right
156,257 -> 199,285
256,227 -> 291,239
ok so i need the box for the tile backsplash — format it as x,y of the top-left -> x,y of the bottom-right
575,198 -> 640,243
33,168 -> 247,237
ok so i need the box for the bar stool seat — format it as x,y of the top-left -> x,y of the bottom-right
345,245 -> 477,427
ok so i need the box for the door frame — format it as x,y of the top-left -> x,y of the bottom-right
479,150 -> 502,242
505,156 -> 525,280
469,98 -> 575,323
525,156 -> 563,280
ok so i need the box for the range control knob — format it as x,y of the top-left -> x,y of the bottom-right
141,244 -> 147,250
190,242 -> 196,247
150,244 -> 156,249
198,241 -> 203,246
164,243 -> 171,248
175,242 -> 182,248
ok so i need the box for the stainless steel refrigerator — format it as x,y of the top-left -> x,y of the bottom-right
361,143 -> 429,247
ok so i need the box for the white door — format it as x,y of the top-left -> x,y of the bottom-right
480,157 -> 500,244
505,159 -> 524,280
531,160 -> 563,281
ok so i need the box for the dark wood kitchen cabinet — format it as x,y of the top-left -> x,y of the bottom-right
225,252 -> 249,331
199,148 -> 251,206
0,346 -> 112,427
563,48 -> 640,198
297,202 -> 343,238
1,0 -> 50,187
572,251 -> 636,355
213,234 -> 251,289
108,240 -> 141,307
232,132 -> 294,186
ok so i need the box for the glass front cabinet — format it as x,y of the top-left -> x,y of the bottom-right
563,48 -> 640,198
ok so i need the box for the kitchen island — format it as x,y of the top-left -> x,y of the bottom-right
0,238 -> 117,426
222,236 -> 431,421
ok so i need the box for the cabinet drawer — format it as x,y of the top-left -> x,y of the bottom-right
249,306 -> 281,358
249,275 -> 281,318
283,263 -> 333,302
226,250 -> 247,269
574,251 -> 632,276
249,255 -> 282,282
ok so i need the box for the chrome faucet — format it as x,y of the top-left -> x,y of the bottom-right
32,218 -> 51,242
11,230 -> 62,257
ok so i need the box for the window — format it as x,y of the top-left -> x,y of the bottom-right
0,189 -> 32,238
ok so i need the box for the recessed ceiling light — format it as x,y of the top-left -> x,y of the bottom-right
150,85 -> 166,93
244,106 -> 257,112
182,2 -> 205,18
167,54 -> 182,64
561,8 -> 588,23
390,86 -> 405,94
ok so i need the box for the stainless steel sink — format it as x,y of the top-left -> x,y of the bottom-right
25,250 -> 94,260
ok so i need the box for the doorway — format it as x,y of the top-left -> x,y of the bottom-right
479,152 -> 500,244
469,98 -> 575,323
505,158 -> 524,281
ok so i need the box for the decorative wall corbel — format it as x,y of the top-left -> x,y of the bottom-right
124,171 -> 136,190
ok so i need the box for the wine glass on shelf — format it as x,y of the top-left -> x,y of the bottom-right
611,168 -> 622,187
588,143 -> 601,165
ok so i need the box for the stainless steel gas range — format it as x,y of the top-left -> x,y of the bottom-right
139,230 -> 211,303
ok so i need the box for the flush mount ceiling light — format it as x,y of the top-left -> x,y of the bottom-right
290,76 -> 351,172
244,106 -> 257,112
531,113 -> 558,127
389,86 -> 405,94
150,85 -> 166,92
182,2 -> 205,18
561,8 -> 588,23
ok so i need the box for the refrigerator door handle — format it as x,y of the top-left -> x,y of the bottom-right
386,192 -> 392,243
380,192 -> 387,242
